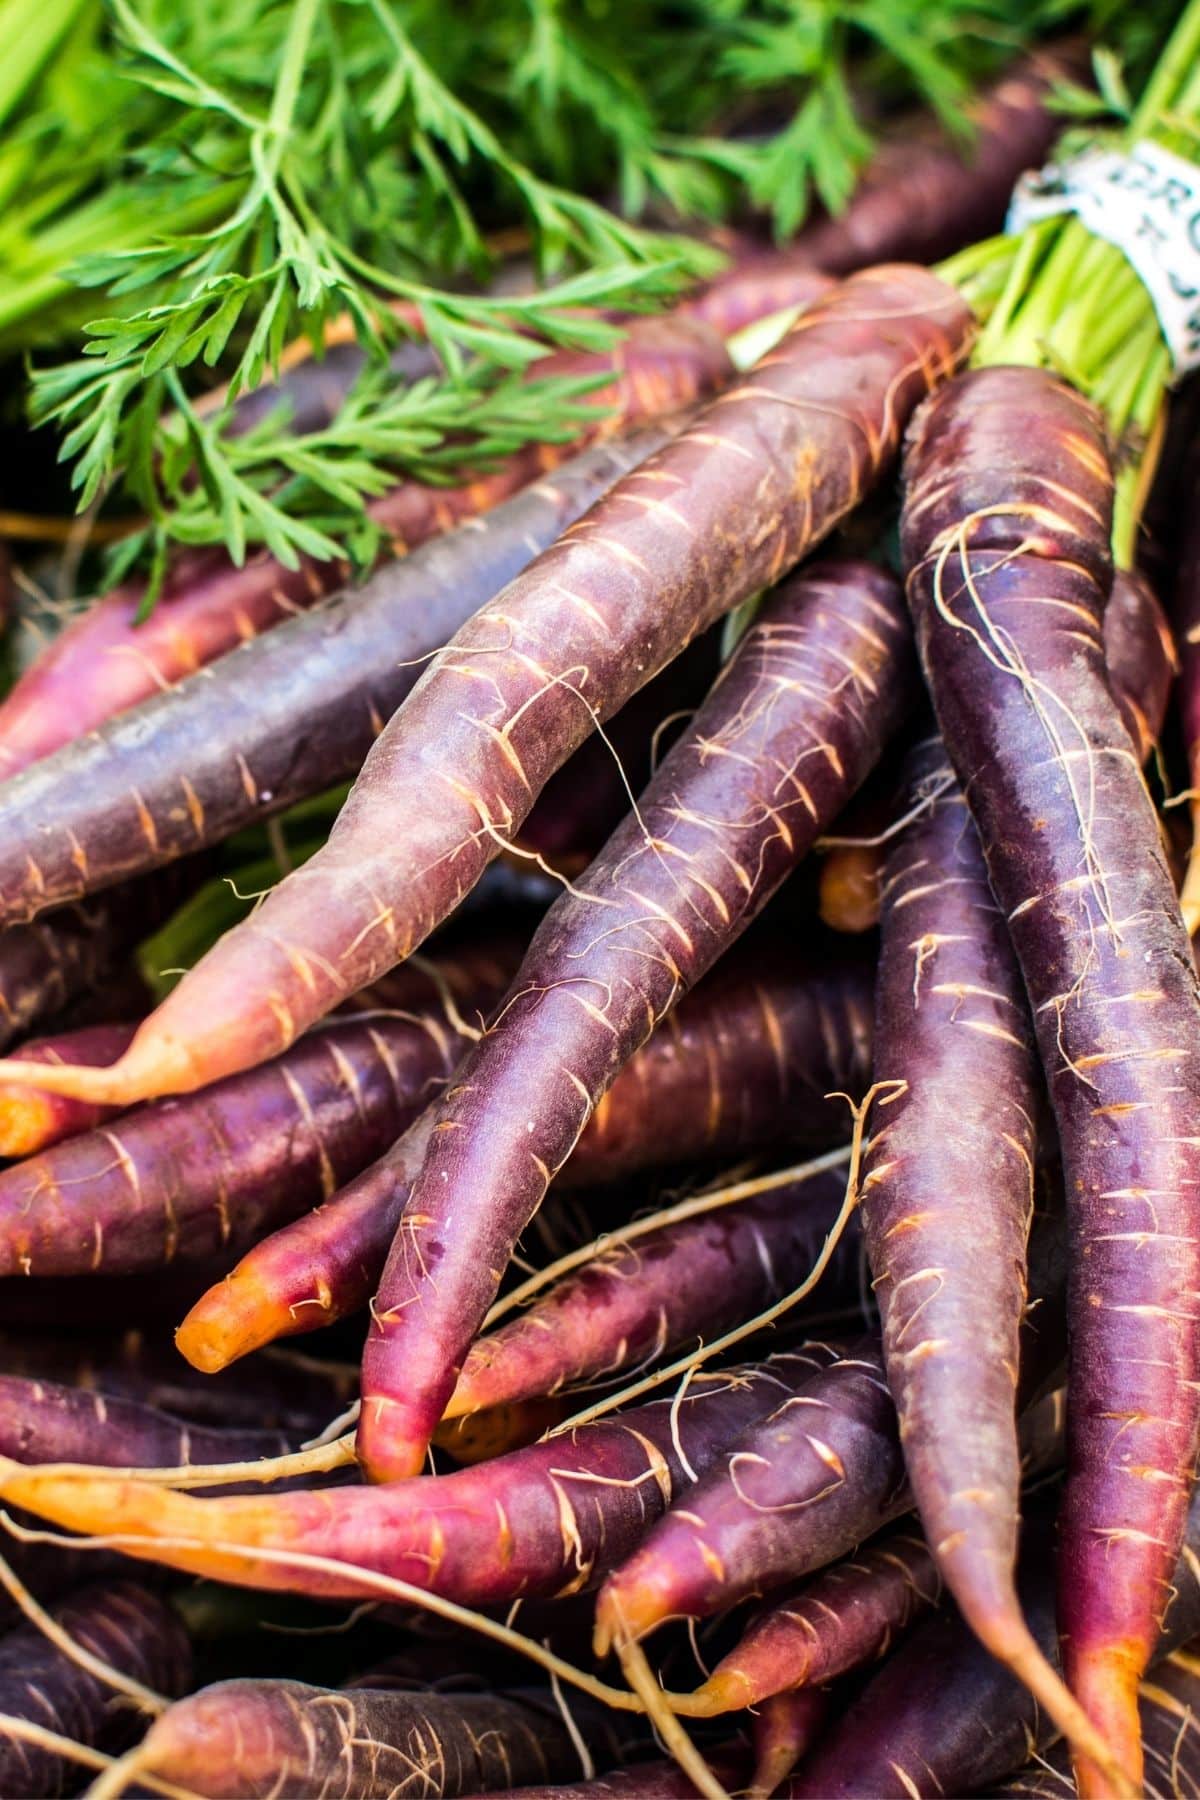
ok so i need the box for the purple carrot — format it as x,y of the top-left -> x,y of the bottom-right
446,1165 -> 864,1421
177,943 -> 874,1373
593,1210 -> 1069,1655
0,266 -> 969,1112
114,1678 -> 622,1799
789,1485 -> 1200,1798
0,1022 -> 137,1157
991,1639 -> 1200,1795
0,1352 -> 839,1609
0,1328 -> 354,1436
688,1521 -> 942,1715
1102,570 -> 1176,765
360,557 -> 916,1480
0,431 -> 672,931
902,365 -> 1200,1785
0,319 -> 731,784
0,1581 -> 191,1798
0,948 -> 512,1281
751,1688 -> 831,1796
0,869 -> 193,1054
0,1373 -> 297,1471
855,727 -> 1075,1736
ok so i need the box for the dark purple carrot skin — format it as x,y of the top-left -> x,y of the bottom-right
0,321 -> 730,787
593,1223 -> 1069,1654
768,51 -> 1075,279
447,1168 -> 862,1419
1102,570 -> 1176,766
21,265 -> 968,1113
176,942 -> 875,1372
492,1757 -> 750,1800
990,1641 -> 1200,1796
0,1352 -> 835,1607
0,434 -> 672,933
0,1328 -> 355,1436
0,1581 -> 191,1799
0,1022 -> 137,1156
1173,451 -> 1200,935
0,1372 -> 296,1471
128,1679 -> 621,1800
789,1489 -> 1200,1799
752,1687 -> 831,1796
594,1336 -> 906,1650
360,558 -> 917,1480
901,364 -> 1200,1781
860,731 -> 1040,1667
694,1522 -> 942,1713
0,868 -> 193,1053
0,959 -> 511,1280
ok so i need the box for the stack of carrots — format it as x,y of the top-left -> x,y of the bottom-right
5,10 -> 1200,1797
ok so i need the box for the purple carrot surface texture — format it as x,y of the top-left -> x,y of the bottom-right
121,1679 -> 620,1799
176,919 -> 874,1374
858,730 -> 1057,1711
901,364 -> 1200,1789
359,557 -> 916,1480
691,1521 -> 942,1713
790,1486 -> 1200,1798
0,265 -> 969,1111
0,318 -> 730,784
593,1214 -> 1069,1654
446,1165 -> 863,1419
991,1641 -> 1200,1796
0,1022 -> 137,1157
0,1581 -> 191,1799
0,954 -> 510,1280
0,1352 -> 828,1607
0,1373 -> 296,1471
0,432 -> 672,930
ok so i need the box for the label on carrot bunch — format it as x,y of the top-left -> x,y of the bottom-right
1007,139 -> 1200,375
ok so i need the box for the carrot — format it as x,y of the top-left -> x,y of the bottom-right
0,265 -> 970,1114
113,1678 -> 621,1799
0,952 -> 511,1281
489,1758 -> 751,1800
992,1640 -> 1200,1796
0,1372 -> 296,1473
901,365 -> 1200,1786
0,1022 -> 136,1157
816,567 -> 1174,935
0,1329 -> 355,1437
0,1580 -> 190,1799
445,1164 -> 864,1421
1174,471 -> 1200,934
790,1486 -> 1200,1798
0,318 -> 731,783
855,728 -> 1069,1734
0,431 -> 671,931
593,1199 -> 1070,1658
359,557 -> 915,1479
0,1352 -> 840,1607
0,871 -> 193,1054
750,1689 -> 830,1797
176,940 -> 874,1372
689,1521 -> 942,1716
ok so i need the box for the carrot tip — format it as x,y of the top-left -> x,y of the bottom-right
1067,1644 -> 1145,1800
684,1668 -> 755,1717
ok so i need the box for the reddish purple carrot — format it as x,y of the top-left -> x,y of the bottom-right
0,1351 -> 832,1608
446,1164 -> 863,1421
177,943 -> 874,1373
0,318 -> 731,783
0,1023 -> 137,1157
688,1521 -> 941,1715
115,1678 -> 621,1799
0,1581 -> 191,1799
790,1484 -> 1200,1798
0,1372 -> 297,1472
902,365 -> 1200,1788
0,266 -> 969,1112
360,558 -> 916,1480
0,948 -> 512,1281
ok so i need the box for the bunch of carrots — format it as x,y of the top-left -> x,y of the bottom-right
6,5 -> 1200,1797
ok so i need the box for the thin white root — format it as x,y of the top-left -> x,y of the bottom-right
617,1634 -> 730,1800
0,1551 -> 167,1715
